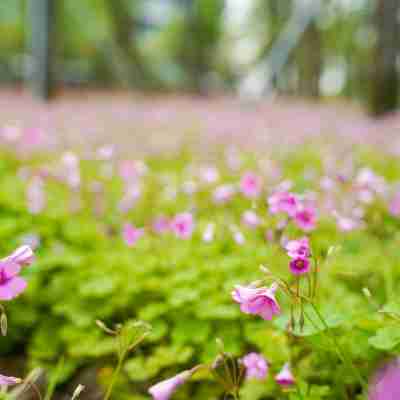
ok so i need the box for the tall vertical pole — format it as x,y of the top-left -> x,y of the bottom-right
369,0 -> 399,116
29,0 -> 55,100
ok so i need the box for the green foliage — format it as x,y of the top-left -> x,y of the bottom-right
0,147 -> 399,399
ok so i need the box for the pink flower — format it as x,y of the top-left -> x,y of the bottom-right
0,374 -> 21,386
202,223 -> 215,243
61,152 -> 80,189
265,229 -> 274,242
118,183 -> 141,213
334,213 -> 362,232
242,210 -> 261,228
26,176 -> 46,215
213,185 -> 236,204
171,213 -> 194,239
389,193 -> 400,217
122,223 -> 144,246
0,261 -> 27,301
232,282 -> 280,320
294,206 -> 317,232
268,192 -> 298,217
242,353 -> 268,380
275,363 -> 295,387
148,368 -> 195,400
289,257 -> 310,275
119,160 -> 138,182
199,166 -> 219,184
240,172 -> 263,198
285,238 -> 310,259
369,357 -> 400,400
233,230 -> 245,245
152,216 -> 171,234
4,246 -> 35,267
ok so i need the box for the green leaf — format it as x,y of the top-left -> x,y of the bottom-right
369,326 -> 400,350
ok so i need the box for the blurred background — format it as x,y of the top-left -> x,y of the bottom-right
1,0 -> 399,117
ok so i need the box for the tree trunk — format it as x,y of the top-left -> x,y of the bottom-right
28,0 -> 56,100
297,20 -> 321,98
370,0 -> 399,116
103,0 -> 153,88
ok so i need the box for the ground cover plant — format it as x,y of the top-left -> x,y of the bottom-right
0,142 -> 399,399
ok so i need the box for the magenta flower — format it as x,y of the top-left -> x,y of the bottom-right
122,223 -> 144,247
148,368 -> 195,400
242,353 -> 268,380
268,191 -> 298,217
0,261 -> 27,301
240,172 -> 263,198
213,184 -> 236,204
289,257 -> 310,275
0,374 -> 21,386
285,238 -> 310,259
152,216 -> 171,234
171,213 -> 194,239
369,358 -> 400,400
294,206 -> 317,232
242,210 -> 261,228
232,282 -> 280,320
275,363 -> 295,387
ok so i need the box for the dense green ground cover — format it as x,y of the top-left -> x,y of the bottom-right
0,146 -> 399,399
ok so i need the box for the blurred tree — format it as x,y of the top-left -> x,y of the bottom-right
28,0 -> 56,99
179,0 -> 224,93
370,0 -> 399,116
296,20 -> 321,98
102,0 -> 152,88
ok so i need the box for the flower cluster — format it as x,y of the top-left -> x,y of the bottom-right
285,237 -> 311,275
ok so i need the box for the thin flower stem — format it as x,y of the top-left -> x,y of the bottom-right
312,256 -> 319,299
309,303 -> 367,389
296,384 -> 304,400
104,352 -> 125,400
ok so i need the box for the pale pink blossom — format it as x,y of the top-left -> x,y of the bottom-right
4,246 -> 35,267
0,261 -> 27,301
268,191 -> 298,217
122,223 -> 144,246
202,223 -> 215,243
275,363 -> 295,387
285,237 -> 310,259
118,183 -> 141,213
294,206 -> 317,232
26,176 -> 46,214
240,172 -> 263,198
213,184 -> 236,204
199,166 -> 219,184
265,229 -> 274,242
242,353 -> 268,380
0,374 -> 21,386
152,216 -> 171,234
148,367 -> 197,400
369,357 -> 400,400
242,210 -> 261,228
389,192 -> 400,217
232,282 -> 280,320
171,213 -> 194,239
